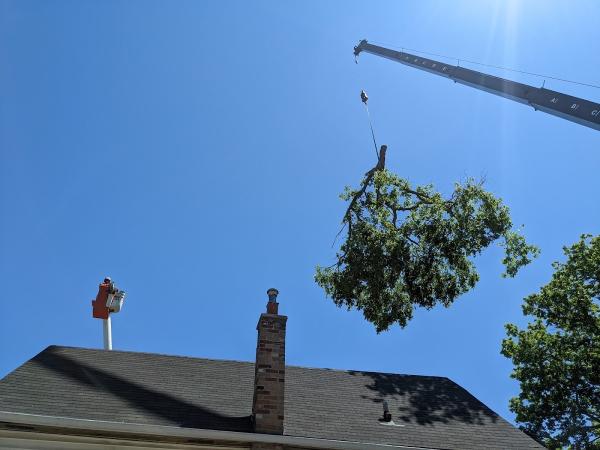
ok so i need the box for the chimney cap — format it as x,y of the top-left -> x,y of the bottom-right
266,288 -> 279,308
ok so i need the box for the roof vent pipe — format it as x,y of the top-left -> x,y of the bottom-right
383,400 -> 392,422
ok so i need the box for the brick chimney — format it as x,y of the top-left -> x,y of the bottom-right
252,288 -> 287,434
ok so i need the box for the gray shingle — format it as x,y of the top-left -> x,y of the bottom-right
0,346 -> 544,449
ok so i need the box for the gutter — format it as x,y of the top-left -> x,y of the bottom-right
0,411 -> 435,450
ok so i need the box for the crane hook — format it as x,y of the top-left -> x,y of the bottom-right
360,90 -> 368,105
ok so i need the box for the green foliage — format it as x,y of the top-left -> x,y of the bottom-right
502,235 -> 600,449
315,167 -> 538,332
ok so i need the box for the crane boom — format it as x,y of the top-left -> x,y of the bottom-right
354,40 -> 600,131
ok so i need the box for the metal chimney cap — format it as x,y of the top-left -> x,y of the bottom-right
267,288 -> 279,297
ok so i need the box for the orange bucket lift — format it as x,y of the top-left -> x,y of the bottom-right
92,277 -> 126,349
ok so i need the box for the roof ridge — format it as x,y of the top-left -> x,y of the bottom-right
44,345 -> 448,379
287,362 -> 449,379
45,345 -> 255,366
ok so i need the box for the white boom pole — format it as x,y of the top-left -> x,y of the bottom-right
103,317 -> 112,350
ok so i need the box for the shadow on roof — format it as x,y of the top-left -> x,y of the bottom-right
349,371 -> 498,426
33,347 -> 252,432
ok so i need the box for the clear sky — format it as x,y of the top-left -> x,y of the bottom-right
1,0 -> 599,425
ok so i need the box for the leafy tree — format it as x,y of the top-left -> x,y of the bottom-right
316,146 -> 539,332
502,235 -> 600,449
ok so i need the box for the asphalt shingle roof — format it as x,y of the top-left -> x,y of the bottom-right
0,346 -> 543,449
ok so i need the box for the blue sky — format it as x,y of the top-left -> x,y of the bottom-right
1,0 -> 599,425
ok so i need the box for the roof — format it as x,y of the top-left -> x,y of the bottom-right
0,346 -> 543,450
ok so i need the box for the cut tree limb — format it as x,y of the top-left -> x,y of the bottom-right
343,145 -> 387,225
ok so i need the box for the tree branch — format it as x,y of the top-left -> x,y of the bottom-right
403,188 -> 434,204
342,145 -> 387,225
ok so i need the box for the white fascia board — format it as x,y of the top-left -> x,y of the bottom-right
0,430 -> 239,450
0,411 -> 433,450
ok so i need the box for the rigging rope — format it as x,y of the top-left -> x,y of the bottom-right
365,103 -> 379,159
332,89 -> 381,249
370,41 -> 600,90
360,90 -> 380,159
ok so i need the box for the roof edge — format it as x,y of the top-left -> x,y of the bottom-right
0,411 -> 435,450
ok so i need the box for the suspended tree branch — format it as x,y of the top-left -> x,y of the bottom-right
317,144 -> 539,332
